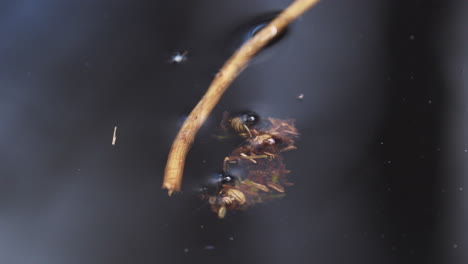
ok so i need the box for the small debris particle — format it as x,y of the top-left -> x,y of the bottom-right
184,248 -> 189,253
409,35 -> 415,40
200,225 -> 204,229
169,51 -> 188,63
459,187 -> 463,191
218,206 -> 226,218
297,93 -> 304,100
453,244 -> 459,249
112,126 -> 117,146
204,245 -> 215,250
228,236 -> 234,241
428,100 -> 432,104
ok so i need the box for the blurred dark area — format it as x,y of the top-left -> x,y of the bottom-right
0,0 -> 466,263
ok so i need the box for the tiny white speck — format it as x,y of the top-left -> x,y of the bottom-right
409,35 -> 415,40
453,244 -> 459,249
387,160 -> 392,164
169,51 -> 188,63
465,149 -> 467,152
200,225 -> 204,229
228,236 -> 234,241
459,187 -> 463,191
380,141 -> 384,145
297,93 -> 304,100
428,100 -> 432,104
184,248 -> 189,253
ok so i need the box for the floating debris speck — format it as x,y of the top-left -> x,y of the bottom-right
112,126 -> 117,146
204,245 -> 215,250
169,51 -> 188,64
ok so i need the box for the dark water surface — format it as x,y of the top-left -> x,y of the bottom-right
0,0 -> 466,263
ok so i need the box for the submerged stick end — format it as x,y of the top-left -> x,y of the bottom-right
162,181 -> 181,197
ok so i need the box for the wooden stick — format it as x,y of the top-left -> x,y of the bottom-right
162,0 -> 320,196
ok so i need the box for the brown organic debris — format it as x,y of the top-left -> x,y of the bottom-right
206,117 -> 299,218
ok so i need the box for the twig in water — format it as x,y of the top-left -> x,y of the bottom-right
162,0 -> 320,196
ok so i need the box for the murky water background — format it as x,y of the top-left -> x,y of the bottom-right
0,0 -> 466,263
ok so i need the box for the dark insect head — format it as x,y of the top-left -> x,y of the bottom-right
220,174 -> 237,186
242,112 -> 258,127
199,172 -> 239,195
